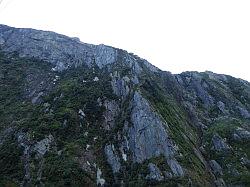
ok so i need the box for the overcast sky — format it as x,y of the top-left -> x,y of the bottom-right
0,0 -> 250,81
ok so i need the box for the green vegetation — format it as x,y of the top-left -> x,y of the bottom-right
42,152 -> 91,186
0,137 -> 23,186
139,72 -> 213,186
203,117 -> 250,185
0,50 -> 249,186
0,52 -> 117,186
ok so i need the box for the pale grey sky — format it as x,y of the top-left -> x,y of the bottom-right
0,0 -> 250,81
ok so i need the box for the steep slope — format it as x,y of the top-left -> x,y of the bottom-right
0,24 -> 249,187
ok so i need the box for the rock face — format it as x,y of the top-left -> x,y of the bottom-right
111,71 -> 130,99
17,132 -> 32,186
16,132 -> 55,186
0,24 -> 147,73
217,101 -> 228,115
146,163 -> 164,181
93,44 -> 117,68
96,168 -> 105,186
237,106 -> 250,119
0,24 -> 119,71
128,91 -> 175,163
0,25 -> 89,70
209,160 -> 223,176
167,159 -> 185,177
104,144 -> 121,173
33,134 -> 54,157
102,100 -> 120,130
0,24 -> 250,187
215,178 -> 226,187
211,134 -> 231,152
233,127 -> 250,141
178,72 -> 215,108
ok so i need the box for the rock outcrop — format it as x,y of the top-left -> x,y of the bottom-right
110,71 -> 130,99
102,100 -> 120,130
128,91 -> 175,163
209,160 -> 223,176
33,134 -> 54,157
211,134 -> 231,152
104,144 -> 121,174
146,163 -> 164,181
0,24 -> 249,187
167,159 -> 185,177
233,127 -> 250,141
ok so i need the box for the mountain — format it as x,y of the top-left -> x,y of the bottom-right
0,24 -> 249,187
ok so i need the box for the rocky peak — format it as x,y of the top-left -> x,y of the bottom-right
0,25 -> 147,74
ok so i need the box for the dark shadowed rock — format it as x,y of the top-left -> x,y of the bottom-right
215,178 -> 226,187
209,160 -> 223,176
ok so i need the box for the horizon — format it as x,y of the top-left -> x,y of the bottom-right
0,0 -> 250,81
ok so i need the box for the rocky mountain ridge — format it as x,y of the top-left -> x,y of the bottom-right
0,24 -> 249,186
